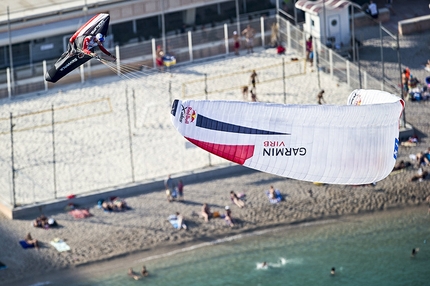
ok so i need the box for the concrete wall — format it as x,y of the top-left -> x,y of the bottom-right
0,164 -> 253,219
353,8 -> 390,28
398,14 -> 430,35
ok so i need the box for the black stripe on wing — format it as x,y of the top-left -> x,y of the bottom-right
196,115 -> 288,135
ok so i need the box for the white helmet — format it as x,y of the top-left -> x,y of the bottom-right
96,33 -> 105,42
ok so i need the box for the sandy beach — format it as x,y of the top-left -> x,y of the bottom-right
2,1 -> 430,282
1,130 -> 429,286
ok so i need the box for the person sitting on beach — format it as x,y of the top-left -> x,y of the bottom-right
201,203 -> 212,222
176,212 -> 187,230
410,169 -> 429,182
425,60 -> 430,72
230,191 -> 245,208
141,265 -> 149,277
415,152 -> 430,168
128,268 -> 141,280
25,233 -> 39,250
33,215 -> 49,228
269,186 -> 276,199
224,206 -> 234,227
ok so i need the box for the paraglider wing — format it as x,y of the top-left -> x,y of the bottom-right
45,14 -> 110,83
170,89 -> 404,185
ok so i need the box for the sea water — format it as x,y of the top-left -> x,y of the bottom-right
68,207 -> 430,285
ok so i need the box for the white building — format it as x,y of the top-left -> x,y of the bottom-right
295,0 -> 351,49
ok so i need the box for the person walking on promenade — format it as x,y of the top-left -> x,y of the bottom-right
233,31 -> 240,55
402,69 -> 409,98
306,36 -> 313,67
242,24 -> 255,53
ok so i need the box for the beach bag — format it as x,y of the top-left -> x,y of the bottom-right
213,211 -> 220,218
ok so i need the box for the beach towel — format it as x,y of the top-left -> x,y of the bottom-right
19,240 -> 35,249
50,238 -> 71,252
265,189 -> 283,204
69,209 -> 92,219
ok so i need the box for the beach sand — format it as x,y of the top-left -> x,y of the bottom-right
1,127 -> 429,285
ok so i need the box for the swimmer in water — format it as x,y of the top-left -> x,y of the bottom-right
331,267 -> 335,275
411,248 -> 419,257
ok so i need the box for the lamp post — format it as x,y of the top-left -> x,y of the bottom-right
161,0 -> 166,52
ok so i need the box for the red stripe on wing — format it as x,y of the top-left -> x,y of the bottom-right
185,137 -> 254,165
69,14 -> 100,43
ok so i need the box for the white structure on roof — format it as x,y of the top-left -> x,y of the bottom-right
295,0 -> 351,48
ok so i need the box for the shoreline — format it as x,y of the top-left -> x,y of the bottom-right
9,204 -> 428,286
1,145 -> 430,285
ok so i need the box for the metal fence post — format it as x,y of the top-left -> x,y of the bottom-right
43,60 -> 48,91
51,105 -> 57,199
125,88 -> 135,182
224,24 -> 229,55
80,64 -> 85,83
287,20 -> 291,51
282,58 -> 286,104
116,45 -> 120,76
7,67 -> 11,99
188,31 -> 193,62
363,71 -> 367,89
204,73 -> 208,100
302,32 -> 306,59
346,60 -> 350,87
10,112 -> 16,207
235,0 -> 240,37
260,16 -> 265,48
152,38 -> 156,69
379,22 -> 384,91
329,49 -> 333,78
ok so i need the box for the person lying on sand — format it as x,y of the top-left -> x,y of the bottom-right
230,191 -> 245,208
